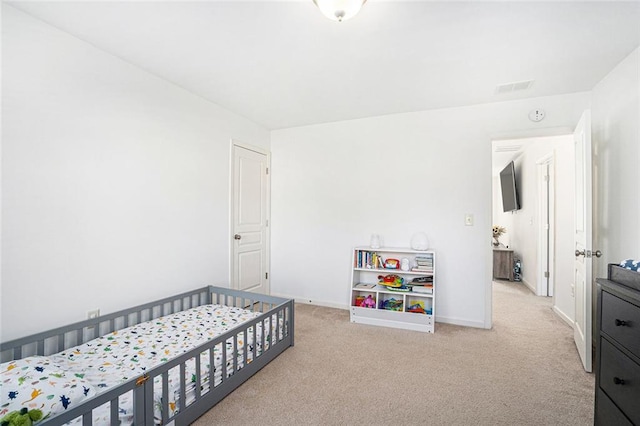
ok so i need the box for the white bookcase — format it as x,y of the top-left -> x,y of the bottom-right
350,247 -> 436,333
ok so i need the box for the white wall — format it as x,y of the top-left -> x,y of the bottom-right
5,5 -> 632,342
493,136 -> 575,322
1,6 -> 270,341
592,47 -> 640,276
271,93 -> 590,328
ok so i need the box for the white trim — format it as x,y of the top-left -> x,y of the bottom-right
293,298 -> 348,311
522,277 -> 537,295
548,158 -> 556,300
553,305 -> 574,328
536,152 -> 556,298
485,246 -> 493,329
535,151 -> 555,165
271,293 -> 349,310
231,139 -> 269,156
272,293 -> 489,329
437,316 -> 488,329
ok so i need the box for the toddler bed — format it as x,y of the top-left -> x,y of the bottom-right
0,286 -> 294,425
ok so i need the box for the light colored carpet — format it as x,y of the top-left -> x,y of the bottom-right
194,281 -> 594,425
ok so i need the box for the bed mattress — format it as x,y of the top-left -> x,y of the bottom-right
1,304 -> 278,424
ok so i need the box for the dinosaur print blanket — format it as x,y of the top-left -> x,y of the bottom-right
1,304 -> 276,424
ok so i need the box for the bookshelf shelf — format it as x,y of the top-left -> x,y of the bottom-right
350,247 -> 436,333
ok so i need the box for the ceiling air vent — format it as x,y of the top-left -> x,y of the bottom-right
494,144 -> 523,153
495,79 -> 534,95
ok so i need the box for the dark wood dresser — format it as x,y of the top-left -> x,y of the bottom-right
492,247 -> 514,281
595,264 -> 640,425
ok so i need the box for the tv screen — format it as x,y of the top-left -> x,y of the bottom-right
499,161 -> 520,212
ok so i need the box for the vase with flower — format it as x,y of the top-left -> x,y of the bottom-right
492,225 -> 506,247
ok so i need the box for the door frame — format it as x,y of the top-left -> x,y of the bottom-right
536,152 -> 555,298
229,139 -> 271,292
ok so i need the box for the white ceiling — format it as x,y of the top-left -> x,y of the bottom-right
7,0 -> 640,130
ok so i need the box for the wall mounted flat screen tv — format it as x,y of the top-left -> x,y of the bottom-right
500,161 -> 520,212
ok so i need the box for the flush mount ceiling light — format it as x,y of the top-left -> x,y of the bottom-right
313,0 -> 367,22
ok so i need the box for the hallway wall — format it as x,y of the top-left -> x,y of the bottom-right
493,135 -> 575,323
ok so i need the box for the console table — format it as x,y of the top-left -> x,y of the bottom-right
493,247 -> 514,281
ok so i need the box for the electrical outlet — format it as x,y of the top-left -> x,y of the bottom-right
87,309 -> 100,320
464,213 -> 474,226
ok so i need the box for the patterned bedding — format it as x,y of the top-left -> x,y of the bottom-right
620,259 -> 640,271
1,304 -> 277,424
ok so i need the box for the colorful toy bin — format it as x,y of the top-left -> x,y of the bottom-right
354,294 -> 376,308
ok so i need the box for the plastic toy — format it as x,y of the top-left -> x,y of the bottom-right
387,285 -> 410,292
407,303 -> 426,314
407,300 -> 426,314
384,258 -> 400,269
381,298 -> 403,311
378,274 -> 404,288
0,408 -> 43,426
360,295 -> 376,308
514,258 -> 522,281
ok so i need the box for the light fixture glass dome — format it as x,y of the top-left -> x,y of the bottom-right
313,0 -> 367,22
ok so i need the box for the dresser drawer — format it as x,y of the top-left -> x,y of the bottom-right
602,291 -> 640,357
600,338 -> 640,424
595,388 -> 633,426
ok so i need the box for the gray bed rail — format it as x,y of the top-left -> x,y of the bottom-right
1,287 -> 212,362
0,285 -> 295,425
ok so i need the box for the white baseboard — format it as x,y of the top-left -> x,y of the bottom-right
522,278 -> 537,294
271,293 -> 486,329
552,305 -> 574,328
436,316 -> 488,329
270,292 -> 349,311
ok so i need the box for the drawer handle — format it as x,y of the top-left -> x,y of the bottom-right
615,319 -> 628,327
613,377 -> 625,385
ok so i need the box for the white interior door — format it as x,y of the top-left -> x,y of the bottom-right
573,110 -> 592,372
537,155 -> 554,298
231,142 -> 270,294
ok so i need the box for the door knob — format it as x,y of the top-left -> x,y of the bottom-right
234,234 -> 242,240
575,249 -> 585,257
594,250 -> 602,258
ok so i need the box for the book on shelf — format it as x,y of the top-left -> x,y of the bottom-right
412,284 -> 433,294
411,276 -> 433,284
412,267 -> 434,272
357,250 -> 370,268
372,252 -> 381,269
354,283 -> 377,289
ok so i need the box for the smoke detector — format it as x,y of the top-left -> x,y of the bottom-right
528,109 -> 545,122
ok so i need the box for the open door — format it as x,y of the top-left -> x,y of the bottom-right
537,154 -> 555,297
573,110 -> 592,372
